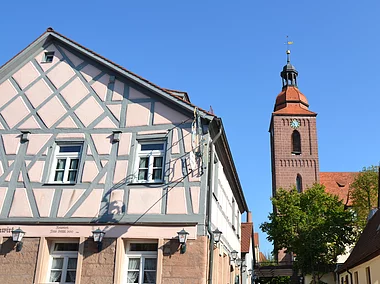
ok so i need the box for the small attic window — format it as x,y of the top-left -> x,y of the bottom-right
43,51 -> 55,63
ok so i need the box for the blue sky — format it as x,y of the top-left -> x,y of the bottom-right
1,1 -> 380,254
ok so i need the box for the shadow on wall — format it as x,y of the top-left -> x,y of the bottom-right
0,238 -> 16,256
162,239 -> 180,257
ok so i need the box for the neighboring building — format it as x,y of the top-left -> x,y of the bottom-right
0,28 -> 249,284
241,212 -> 255,284
338,209 -> 380,284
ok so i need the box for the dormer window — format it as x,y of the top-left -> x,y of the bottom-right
44,51 -> 55,63
291,130 -> 301,155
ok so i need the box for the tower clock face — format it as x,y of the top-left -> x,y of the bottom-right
290,119 -> 300,129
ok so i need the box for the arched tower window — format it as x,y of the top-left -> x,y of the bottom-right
296,174 -> 303,193
292,130 -> 301,155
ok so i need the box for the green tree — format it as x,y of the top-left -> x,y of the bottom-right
260,184 -> 357,283
350,166 -> 379,230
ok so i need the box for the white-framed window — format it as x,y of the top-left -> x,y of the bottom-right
49,144 -> 82,183
44,51 -> 55,63
47,242 -> 79,284
125,242 -> 158,284
135,141 -> 165,183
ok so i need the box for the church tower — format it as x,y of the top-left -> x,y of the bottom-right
269,50 -> 320,197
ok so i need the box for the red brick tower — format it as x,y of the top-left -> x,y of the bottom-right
269,50 -> 320,197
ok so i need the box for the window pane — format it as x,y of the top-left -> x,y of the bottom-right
67,258 -> 77,269
141,143 -> 164,151
138,169 -> 148,180
152,169 -> 162,180
67,170 -> 77,182
70,159 -> 79,169
128,258 -> 140,270
59,145 -> 81,153
56,159 -> 66,169
127,272 -> 139,283
51,257 -> 64,269
130,243 -> 158,251
49,271 -> 62,282
144,258 -> 157,270
153,157 -> 163,167
144,271 -> 156,283
66,270 -> 76,282
54,171 -> 64,182
139,157 -> 149,168
54,243 -> 79,251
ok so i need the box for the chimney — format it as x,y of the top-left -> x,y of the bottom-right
247,211 -> 252,223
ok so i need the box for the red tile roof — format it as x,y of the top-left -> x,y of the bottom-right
273,86 -> 316,115
259,252 -> 267,262
320,172 -> 358,206
338,209 -> 380,272
241,223 -> 253,253
254,232 -> 259,247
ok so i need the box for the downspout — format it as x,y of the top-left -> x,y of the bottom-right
207,119 -> 223,284
347,269 -> 353,284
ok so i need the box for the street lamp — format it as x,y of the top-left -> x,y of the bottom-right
11,227 -> 25,252
231,250 -> 238,261
12,227 -> 25,251
212,228 -> 222,243
92,228 -> 105,252
177,228 -> 189,254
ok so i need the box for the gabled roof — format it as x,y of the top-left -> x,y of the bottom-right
338,209 -> 380,272
0,27 -> 213,120
320,172 -> 358,206
0,28 -> 248,213
241,222 -> 254,253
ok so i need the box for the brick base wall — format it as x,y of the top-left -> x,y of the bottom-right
161,236 -> 208,284
81,238 -> 116,284
0,237 -> 39,283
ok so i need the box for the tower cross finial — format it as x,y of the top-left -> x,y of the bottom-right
285,36 -> 293,63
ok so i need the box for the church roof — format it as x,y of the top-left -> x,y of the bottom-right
320,172 -> 358,206
338,209 -> 380,272
273,86 -> 316,115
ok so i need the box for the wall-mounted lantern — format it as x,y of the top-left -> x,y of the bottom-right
248,269 -> 253,276
231,250 -> 238,261
177,228 -> 189,254
92,228 -> 105,252
212,228 -> 222,244
11,227 -> 25,252
242,264 -> 247,273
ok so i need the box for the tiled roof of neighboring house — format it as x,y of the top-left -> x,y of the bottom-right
273,86 -> 316,116
338,209 -> 380,272
320,172 -> 358,206
259,252 -> 267,262
254,232 -> 259,248
241,222 -> 253,253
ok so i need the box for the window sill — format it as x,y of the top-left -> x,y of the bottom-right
128,181 -> 165,186
43,182 -> 77,186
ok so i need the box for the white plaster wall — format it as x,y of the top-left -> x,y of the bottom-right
339,255 -> 380,284
210,148 -> 241,254
242,242 -> 254,284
